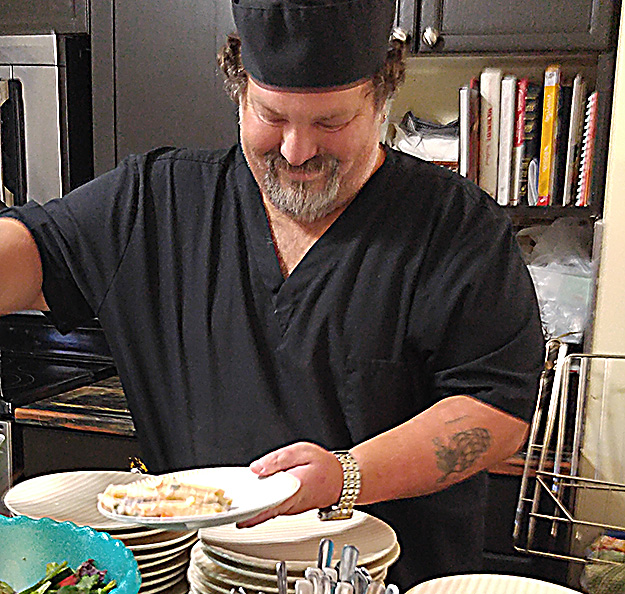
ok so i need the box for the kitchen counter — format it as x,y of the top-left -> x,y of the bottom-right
13,376 -> 136,437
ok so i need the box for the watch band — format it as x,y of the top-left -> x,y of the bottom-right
318,450 -> 361,521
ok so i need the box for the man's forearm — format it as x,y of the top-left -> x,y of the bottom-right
351,394 -> 529,505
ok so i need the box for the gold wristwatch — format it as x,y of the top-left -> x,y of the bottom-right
318,450 -> 361,520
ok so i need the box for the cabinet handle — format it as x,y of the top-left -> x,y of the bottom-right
422,26 -> 440,48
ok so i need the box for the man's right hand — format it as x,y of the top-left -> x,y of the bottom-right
0,217 -> 47,315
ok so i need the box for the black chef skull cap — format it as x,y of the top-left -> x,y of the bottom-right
231,0 -> 397,89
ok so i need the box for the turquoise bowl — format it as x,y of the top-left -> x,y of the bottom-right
0,515 -> 141,594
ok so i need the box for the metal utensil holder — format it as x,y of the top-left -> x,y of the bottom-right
514,340 -> 625,570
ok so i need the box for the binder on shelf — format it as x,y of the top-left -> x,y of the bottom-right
575,90 -> 599,207
552,83 -> 573,206
519,82 -> 543,206
496,74 -> 517,206
478,67 -> 503,200
458,77 -> 480,183
537,64 -> 561,206
510,78 -> 529,207
562,74 -> 588,206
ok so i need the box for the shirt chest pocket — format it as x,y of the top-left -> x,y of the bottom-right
339,357 -> 427,444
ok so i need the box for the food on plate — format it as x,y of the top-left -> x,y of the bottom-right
98,477 -> 232,518
1,559 -> 116,594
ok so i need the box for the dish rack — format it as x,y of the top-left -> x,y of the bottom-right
513,338 -> 625,581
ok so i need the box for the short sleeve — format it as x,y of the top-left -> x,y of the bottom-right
0,155 -> 143,332
413,181 -> 544,421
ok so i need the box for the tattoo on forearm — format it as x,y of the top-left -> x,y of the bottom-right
433,427 -> 491,482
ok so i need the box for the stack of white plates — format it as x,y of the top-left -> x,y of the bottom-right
3,470 -> 196,594
188,510 -> 400,594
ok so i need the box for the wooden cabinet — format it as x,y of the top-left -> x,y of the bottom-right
398,0 -> 618,54
0,0 -> 88,35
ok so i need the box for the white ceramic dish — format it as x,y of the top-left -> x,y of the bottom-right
406,574 -> 582,594
3,470 -> 147,530
199,509 -> 366,545
140,550 -> 190,579
199,513 -> 397,569
139,572 -> 186,594
132,533 -> 198,562
112,527 -> 167,541
124,530 -> 196,551
98,467 -> 301,530
139,564 -> 187,589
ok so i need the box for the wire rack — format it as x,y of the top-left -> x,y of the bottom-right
513,339 -> 625,575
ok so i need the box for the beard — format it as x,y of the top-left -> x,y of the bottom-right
261,151 -> 342,223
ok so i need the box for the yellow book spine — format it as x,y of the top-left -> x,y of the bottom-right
537,65 -> 561,206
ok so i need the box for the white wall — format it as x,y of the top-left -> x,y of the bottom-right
592,7 -> 625,355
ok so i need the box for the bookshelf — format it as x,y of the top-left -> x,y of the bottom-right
388,52 -> 614,221
389,5 -> 622,580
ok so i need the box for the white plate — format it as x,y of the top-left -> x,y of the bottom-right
141,551 -> 190,580
406,574 -> 582,594
133,533 -> 198,562
199,513 -> 397,570
98,467 -> 301,530
125,530 -> 197,551
140,565 -> 187,589
139,572 -> 187,594
112,527 -> 167,541
199,509 -> 366,545
3,470 -> 149,530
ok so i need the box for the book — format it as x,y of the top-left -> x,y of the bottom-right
458,77 -> 480,183
537,64 -> 562,206
562,74 -> 588,205
496,75 -> 517,206
575,90 -> 599,207
519,82 -> 543,206
552,83 -> 573,206
478,67 -> 503,199
510,78 -> 529,206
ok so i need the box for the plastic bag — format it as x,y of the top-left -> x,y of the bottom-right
517,217 -> 594,344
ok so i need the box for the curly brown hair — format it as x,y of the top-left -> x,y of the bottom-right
217,32 -> 407,110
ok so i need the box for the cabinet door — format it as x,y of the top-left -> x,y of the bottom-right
0,0 -> 88,35
91,0 -> 239,173
402,0 -> 616,53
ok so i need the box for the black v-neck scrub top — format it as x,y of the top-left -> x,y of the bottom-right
3,145 -> 544,587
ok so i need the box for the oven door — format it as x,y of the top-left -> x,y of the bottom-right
0,420 -> 12,514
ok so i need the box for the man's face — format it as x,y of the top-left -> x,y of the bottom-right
239,77 -> 385,223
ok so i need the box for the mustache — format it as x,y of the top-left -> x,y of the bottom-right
265,152 -> 338,175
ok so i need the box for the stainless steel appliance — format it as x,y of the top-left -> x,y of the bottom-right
0,33 -> 92,205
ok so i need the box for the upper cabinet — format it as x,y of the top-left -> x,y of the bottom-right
0,0 -> 88,35
397,0 -> 619,54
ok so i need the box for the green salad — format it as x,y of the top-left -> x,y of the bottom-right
0,560 -> 116,594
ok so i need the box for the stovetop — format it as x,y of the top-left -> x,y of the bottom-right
0,313 -> 116,417
0,352 -> 116,415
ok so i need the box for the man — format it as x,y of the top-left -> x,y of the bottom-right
0,0 -> 544,587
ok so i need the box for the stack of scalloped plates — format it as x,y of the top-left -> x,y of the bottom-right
3,470 -> 196,594
187,510 -> 400,594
